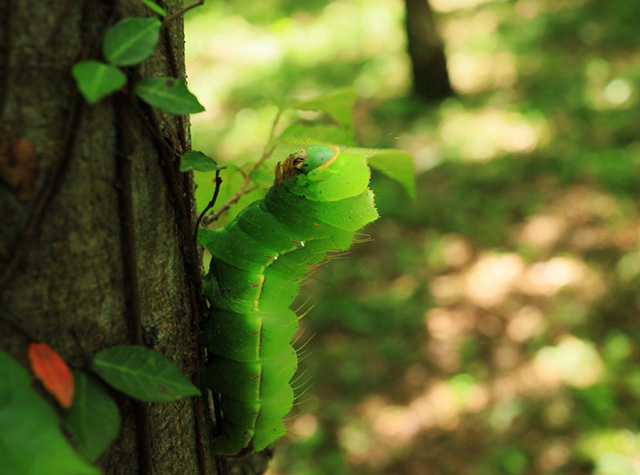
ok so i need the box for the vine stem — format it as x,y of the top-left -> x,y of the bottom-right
193,169 -> 222,243
202,109 -> 283,225
115,94 -> 154,475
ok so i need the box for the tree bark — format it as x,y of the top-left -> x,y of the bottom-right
0,1 -> 213,473
404,0 -> 454,101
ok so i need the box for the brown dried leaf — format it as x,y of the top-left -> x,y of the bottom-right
0,129 -> 39,200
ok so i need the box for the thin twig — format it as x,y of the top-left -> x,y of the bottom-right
202,185 -> 259,225
193,170 -> 222,242
202,109 -> 283,225
164,0 -> 205,26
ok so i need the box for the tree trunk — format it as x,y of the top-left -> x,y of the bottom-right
404,0 -> 454,101
0,1 -> 214,473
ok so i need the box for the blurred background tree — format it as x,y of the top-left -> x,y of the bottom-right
404,0 -> 454,100
186,0 -> 640,474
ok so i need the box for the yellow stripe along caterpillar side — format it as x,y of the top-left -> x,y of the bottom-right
198,145 -> 378,456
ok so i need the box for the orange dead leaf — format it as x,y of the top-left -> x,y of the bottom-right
28,342 -> 75,408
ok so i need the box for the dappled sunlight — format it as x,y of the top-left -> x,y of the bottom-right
290,412 -> 320,443
390,273 -> 419,299
335,377 -> 492,469
537,441 -> 572,472
506,305 -> 546,343
448,51 -> 517,93
441,10 -> 499,50
439,105 -> 549,161
441,8 -> 520,94
578,430 -> 640,475
425,307 -> 475,341
440,233 -> 474,268
517,214 -> 566,253
424,306 -> 475,370
519,256 -> 600,298
328,330 -> 606,471
617,249 -> 640,283
431,0 -> 505,13
463,253 -> 524,307
585,59 -> 637,110
534,335 -> 604,389
603,78 -> 634,107
519,186 -> 640,255
429,275 -> 464,304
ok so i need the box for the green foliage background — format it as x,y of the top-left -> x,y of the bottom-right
186,0 -> 640,473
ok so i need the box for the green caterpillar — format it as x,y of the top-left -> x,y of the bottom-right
198,145 -> 378,456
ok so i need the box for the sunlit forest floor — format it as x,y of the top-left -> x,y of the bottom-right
186,0 -> 640,473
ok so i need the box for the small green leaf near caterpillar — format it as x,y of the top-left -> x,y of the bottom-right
198,145 -> 378,456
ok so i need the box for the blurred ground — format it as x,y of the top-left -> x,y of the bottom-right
185,0 -> 640,473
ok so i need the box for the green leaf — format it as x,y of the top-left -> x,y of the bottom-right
0,347 -> 30,390
276,124 -> 357,147
92,345 -> 201,402
180,151 -> 223,172
0,350 -> 100,475
364,148 -> 416,199
72,61 -> 126,104
62,370 -> 120,463
103,17 -> 161,66
134,77 -> 205,115
140,0 -> 167,17
291,88 -> 357,128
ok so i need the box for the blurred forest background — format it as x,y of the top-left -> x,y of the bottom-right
185,0 -> 640,473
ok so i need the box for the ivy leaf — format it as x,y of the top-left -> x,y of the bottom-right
140,0 -> 167,17
0,350 -> 100,475
62,370 -> 120,463
134,77 -> 205,115
291,88 -> 357,128
28,342 -> 75,408
103,17 -> 161,66
92,345 -> 201,402
72,61 -> 126,104
180,150 -> 223,172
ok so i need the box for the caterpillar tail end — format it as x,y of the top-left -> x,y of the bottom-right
211,422 -> 287,457
211,426 -> 254,457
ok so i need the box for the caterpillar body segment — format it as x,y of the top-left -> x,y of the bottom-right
199,145 -> 378,455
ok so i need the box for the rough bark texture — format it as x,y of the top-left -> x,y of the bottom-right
404,0 -> 454,101
0,1 -> 214,473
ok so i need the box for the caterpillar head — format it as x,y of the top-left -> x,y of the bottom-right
302,145 -> 339,172
275,145 -> 339,186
